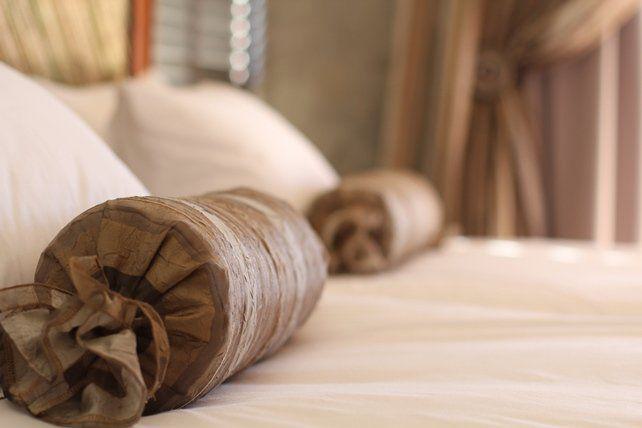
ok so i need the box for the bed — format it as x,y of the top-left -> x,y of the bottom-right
2,4 -> 641,423
3,237 -> 641,427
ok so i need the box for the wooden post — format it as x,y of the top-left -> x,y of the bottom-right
636,9 -> 642,245
594,32 -> 619,247
130,0 -> 154,76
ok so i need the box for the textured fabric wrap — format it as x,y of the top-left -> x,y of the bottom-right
308,169 -> 443,273
0,188 -> 327,427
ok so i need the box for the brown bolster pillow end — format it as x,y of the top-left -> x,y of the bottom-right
308,169 -> 444,274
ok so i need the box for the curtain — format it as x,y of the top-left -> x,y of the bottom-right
526,13 -> 642,243
466,0 -> 639,237
382,0 -> 640,238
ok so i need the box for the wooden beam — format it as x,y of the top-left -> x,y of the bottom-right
636,9 -> 642,245
379,0 -> 435,169
594,31 -> 619,247
130,0 -> 154,76
429,0 -> 483,226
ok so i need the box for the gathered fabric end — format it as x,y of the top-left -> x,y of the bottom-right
317,204 -> 387,273
308,169 -> 444,274
0,255 -> 169,427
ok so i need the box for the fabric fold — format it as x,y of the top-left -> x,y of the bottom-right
0,255 -> 169,426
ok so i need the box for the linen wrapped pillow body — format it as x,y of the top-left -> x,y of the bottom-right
0,188 -> 327,427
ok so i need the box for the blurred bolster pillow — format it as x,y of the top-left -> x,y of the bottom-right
0,189 -> 327,427
308,169 -> 444,274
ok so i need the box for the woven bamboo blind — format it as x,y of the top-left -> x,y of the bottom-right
0,0 -> 130,84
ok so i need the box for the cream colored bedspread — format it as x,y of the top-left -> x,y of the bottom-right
3,238 -> 642,427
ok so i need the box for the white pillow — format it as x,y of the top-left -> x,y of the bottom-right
108,77 -> 339,210
36,78 -> 118,140
0,64 -> 149,286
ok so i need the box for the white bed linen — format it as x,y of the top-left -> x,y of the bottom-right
3,238 -> 642,427
0,64 -> 148,286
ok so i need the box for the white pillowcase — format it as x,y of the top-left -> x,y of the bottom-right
0,64 -> 149,286
108,77 -> 339,211
36,78 -> 118,140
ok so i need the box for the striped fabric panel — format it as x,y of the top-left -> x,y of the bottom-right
0,0 -> 129,84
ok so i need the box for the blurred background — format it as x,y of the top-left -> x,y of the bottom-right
1,0 -> 640,243
155,0 -> 393,175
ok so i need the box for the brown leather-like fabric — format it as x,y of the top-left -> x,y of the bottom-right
0,188 -> 327,427
308,170 -> 443,274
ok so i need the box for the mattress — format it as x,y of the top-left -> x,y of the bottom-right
3,237 -> 642,426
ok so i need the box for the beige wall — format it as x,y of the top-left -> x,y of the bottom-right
261,0 -> 394,174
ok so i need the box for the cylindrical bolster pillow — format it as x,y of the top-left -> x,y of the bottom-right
308,169 -> 443,273
0,188 -> 327,427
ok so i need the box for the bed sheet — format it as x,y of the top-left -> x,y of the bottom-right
3,237 -> 642,427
